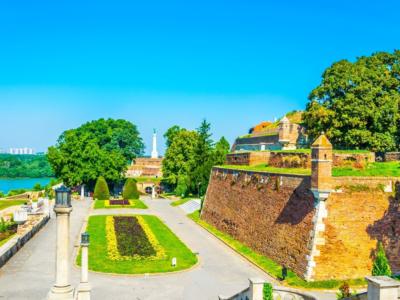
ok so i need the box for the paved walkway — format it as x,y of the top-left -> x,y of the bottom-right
0,196 -> 335,300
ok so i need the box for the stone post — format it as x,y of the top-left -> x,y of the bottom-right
151,185 -> 156,199
366,276 -> 400,300
77,232 -> 91,300
80,185 -> 85,201
48,206 -> 74,300
248,278 -> 265,300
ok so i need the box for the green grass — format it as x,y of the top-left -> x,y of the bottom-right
134,177 -> 162,183
170,197 -> 195,207
332,162 -> 400,177
188,211 -> 366,289
219,164 -> 311,175
77,215 -> 197,274
93,199 -> 148,209
0,200 -> 26,211
0,233 -> 16,247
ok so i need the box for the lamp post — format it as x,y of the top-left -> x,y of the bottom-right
77,232 -> 91,300
48,185 -> 74,300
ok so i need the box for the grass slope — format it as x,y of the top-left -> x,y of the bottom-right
170,197 -> 195,207
332,162 -> 400,177
77,215 -> 197,274
0,199 -> 26,211
219,164 -> 311,175
188,211 -> 365,289
93,199 -> 148,209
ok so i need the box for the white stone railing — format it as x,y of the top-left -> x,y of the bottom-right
218,278 -> 316,300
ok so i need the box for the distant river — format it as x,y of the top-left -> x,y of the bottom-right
0,178 -> 54,194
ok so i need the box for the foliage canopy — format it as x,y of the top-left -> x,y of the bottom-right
48,118 -> 144,187
303,50 -> 400,152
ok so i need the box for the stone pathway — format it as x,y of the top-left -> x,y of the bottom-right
0,196 -> 336,300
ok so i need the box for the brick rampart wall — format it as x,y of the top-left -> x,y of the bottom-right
202,168 -> 315,277
384,152 -> 400,162
313,190 -> 400,280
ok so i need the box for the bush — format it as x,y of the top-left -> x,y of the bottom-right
263,282 -> 273,300
336,282 -> 351,299
33,183 -> 43,191
93,176 -> 110,200
372,242 -> 392,276
174,175 -> 188,197
122,178 -> 139,200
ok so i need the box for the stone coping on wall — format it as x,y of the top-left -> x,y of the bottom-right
0,213 -> 50,268
213,166 -> 310,179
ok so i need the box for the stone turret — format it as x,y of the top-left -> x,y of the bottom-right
310,133 -> 332,201
278,116 -> 290,147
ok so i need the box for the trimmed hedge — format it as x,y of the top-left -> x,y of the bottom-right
94,176 -> 110,200
122,178 -> 139,200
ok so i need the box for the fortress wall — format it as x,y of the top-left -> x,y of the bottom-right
313,190 -> 396,280
201,168 -> 315,277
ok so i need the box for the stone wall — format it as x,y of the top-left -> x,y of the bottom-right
226,151 -> 374,168
202,168 -> 315,278
385,152 -> 400,162
312,177 -> 400,280
226,152 -> 271,166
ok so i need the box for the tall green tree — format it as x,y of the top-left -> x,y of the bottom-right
303,51 -> 400,152
162,129 -> 198,187
163,125 -> 183,147
48,118 -> 144,187
192,119 -> 214,195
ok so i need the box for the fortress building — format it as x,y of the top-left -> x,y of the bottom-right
232,111 -> 308,152
202,134 -> 400,281
126,130 -> 163,178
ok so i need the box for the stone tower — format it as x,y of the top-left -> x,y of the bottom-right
151,129 -> 158,159
278,116 -> 290,148
310,133 -> 332,201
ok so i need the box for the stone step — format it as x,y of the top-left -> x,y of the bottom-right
179,199 -> 201,214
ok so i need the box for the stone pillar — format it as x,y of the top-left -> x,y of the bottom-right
248,278 -> 265,300
48,207 -> 74,300
77,233 -> 91,300
80,185 -> 85,201
151,185 -> 156,199
366,276 -> 400,300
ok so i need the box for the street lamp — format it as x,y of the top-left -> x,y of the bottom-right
77,232 -> 91,300
48,185 -> 74,300
55,185 -> 72,208
197,182 -> 202,199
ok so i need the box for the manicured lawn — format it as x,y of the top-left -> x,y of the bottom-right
135,177 -> 162,183
170,197 -> 195,207
188,210 -> 366,289
0,200 -> 26,211
77,215 -> 197,274
219,164 -> 311,175
93,199 -> 148,209
332,162 -> 400,177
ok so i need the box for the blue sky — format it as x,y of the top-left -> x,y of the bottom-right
0,0 -> 399,154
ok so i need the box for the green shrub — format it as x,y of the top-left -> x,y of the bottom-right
7,189 -> 27,197
336,282 -> 351,299
372,242 -> 392,276
263,282 -> 273,300
122,178 -> 139,200
174,175 -> 188,197
93,176 -> 110,200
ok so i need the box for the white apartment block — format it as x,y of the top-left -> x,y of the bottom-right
8,147 -> 35,155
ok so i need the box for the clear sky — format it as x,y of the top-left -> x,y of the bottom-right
0,0 -> 399,154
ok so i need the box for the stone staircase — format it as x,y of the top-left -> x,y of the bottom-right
179,199 -> 201,214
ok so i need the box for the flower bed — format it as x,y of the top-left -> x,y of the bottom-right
106,216 -> 165,261
78,215 -> 198,274
109,199 -> 130,206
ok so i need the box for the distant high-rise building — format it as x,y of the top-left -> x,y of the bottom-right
8,147 -> 35,155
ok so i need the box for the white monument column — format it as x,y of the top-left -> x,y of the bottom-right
48,186 -> 74,300
77,232 -> 91,300
151,129 -> 158,159
80,185 -> 85,201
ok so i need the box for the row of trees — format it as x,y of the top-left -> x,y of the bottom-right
162,120 -> 230,197
304,50 -> 400,152
0,154 -> 53,178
